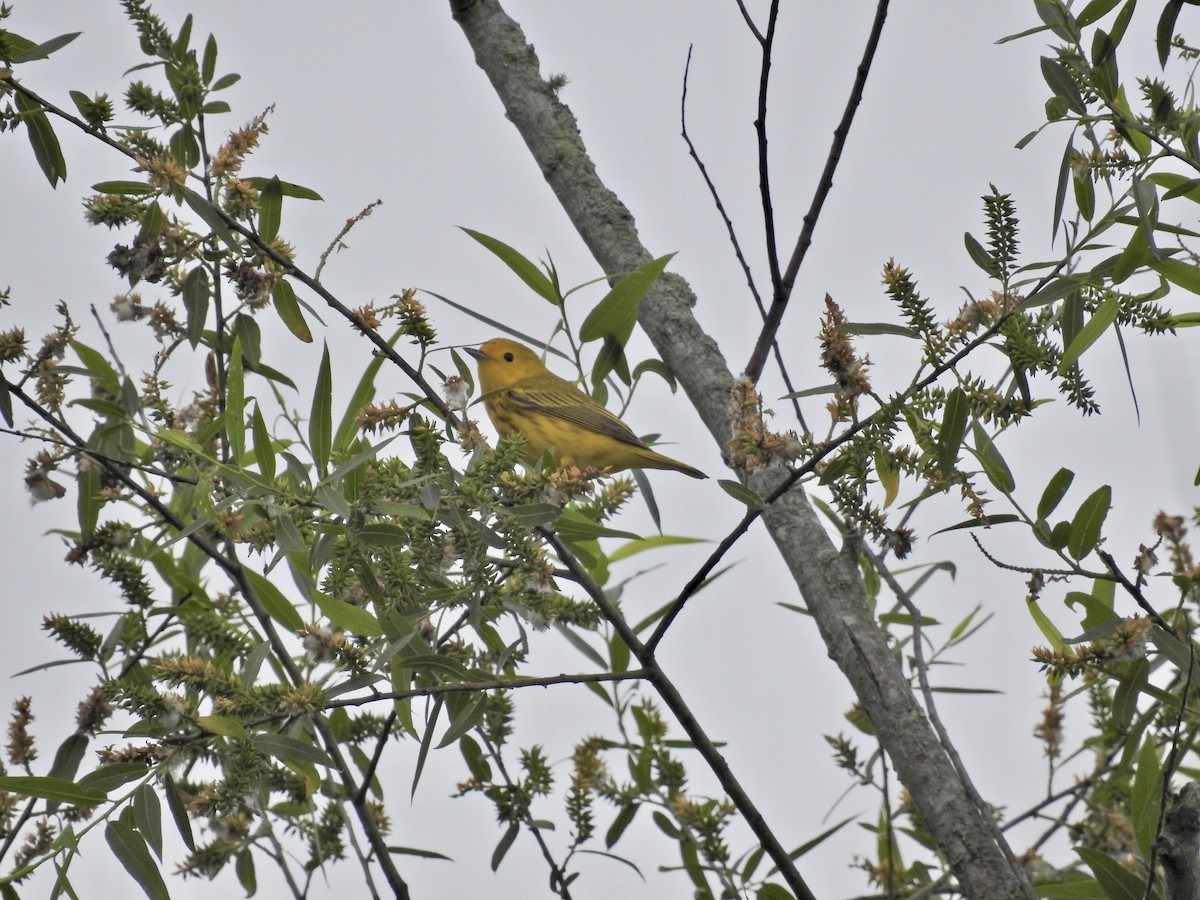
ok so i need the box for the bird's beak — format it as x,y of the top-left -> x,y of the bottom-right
464,346 -> 487,361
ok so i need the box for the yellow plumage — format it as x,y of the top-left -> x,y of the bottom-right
465,338 -> 706,479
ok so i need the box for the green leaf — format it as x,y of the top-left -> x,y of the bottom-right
838,322 -> 920,338
580,253 -> 674,345
929,514 -> 1020,537
460,228 -> 560,304
210,72 -> 242,92
182,188 -> 239,249
244,568 -> 305,632
236,847 -> 256,896
47,734 -> 89,783
1158,0 -> 1184,68
133,784 -> 163,861
1027,598 -> 1065,650
241,176 -> 322,200
312,591 -> 382,636
1076,0 -> 1123,27
0,775 -> 106,806
310,343 -> 332,474
435,693 -> 488,749
875,449 -> 900,508
202,33 -> 218,83
105,821 -> 169,900
1038,468 -> 1075,519
253,733 -> 334,769
0,377 -> 12,427
971,421 -> 1015,493
1130,735 -> 1163,859
258,175 -> 282,243
194,715 -> 248,740
937,387 -> 970,473
1148,255 -> 1200,294
964,231 -> 997,276
491,822 -> 519,871
250,403 -> 275,480
1075,846 -> 1146,900
606,803 -> 639,849
1058,293 -> 1119,374
10,31 -> 81,63
77,762 -> 150,793
718,479 -> 765,510
757,883 -> 795,900
272,279 -> 313,343
1040,57 -> 1087,115
608,534 -> 704,563
163,775 -> 195,850
1068,484 -> 1112,560
91,180 -> 155,195
14,90 -> 67,187
225,337 -> 246,463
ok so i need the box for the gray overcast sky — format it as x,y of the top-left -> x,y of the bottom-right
3,2 -> 1199,897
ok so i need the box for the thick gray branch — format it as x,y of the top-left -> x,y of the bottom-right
448,2 -> 1033,897
1157,782 -> 1200,900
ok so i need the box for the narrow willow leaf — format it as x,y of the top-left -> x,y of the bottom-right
312,590 -> 383,636
244,568 -> 305,631
11,31 -> 81,62
874,449 -> 900,508
718,479 -> 765,510
258,175 -> 282,243
460,227 -> 560,304
929,514 -> 1020,537
1076,0 -> 1123,27
1130,734 -> 1163,859
163,775 -> 195,850
937,387 -> 970,473
491,822 -> 520,871
580,253 -> 674,344
1058,293 -> 1119,373
272,279 -> 313,343
250,403 -> 275,480
133,784 -> 163,861
1040,57 -> 1087,115
182,188 -> 239,249
1075,846 -> 1147,899
1038,468 -> 1075,519
105,821 -> 169,900
253,733 -> 334,769
310,343 -> 332,474
0,776 -> 106,805
243,176 -> 323,201
1026,598 -> 1065,650
972,421 -> 1015,493
14,91 -> 67,187
1068,484 -> 1112,560
226,337 -> 246,463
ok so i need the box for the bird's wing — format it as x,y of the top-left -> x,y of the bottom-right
506,380 -> 647,447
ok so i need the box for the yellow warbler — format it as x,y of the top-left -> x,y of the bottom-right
465,338 -> 706,479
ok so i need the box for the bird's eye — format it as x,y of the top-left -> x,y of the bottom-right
503,352 -> 514,362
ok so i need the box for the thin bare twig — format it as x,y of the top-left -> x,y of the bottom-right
680,45 -> 807,431
745,0 -> 891,382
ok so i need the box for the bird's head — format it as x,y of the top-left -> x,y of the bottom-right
465,338 -> 547,388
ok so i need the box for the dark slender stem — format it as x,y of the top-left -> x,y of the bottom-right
539,528 -> 818,900
754,0 -> 782,296
680,45 -> 807,430
745,0 -> 891,382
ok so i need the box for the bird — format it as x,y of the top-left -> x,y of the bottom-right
465,338 -> 707,479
